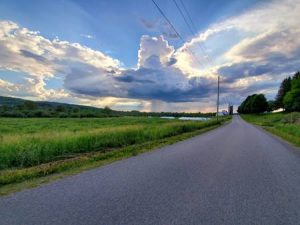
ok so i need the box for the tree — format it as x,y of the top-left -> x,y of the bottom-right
251,94 -> 268,113
23,101 -> 37,110
283,71 -> 300,112
275,77 -> 292,109
293,71 -> 300,80
55,105 -> 66,112
238,94 -> 268,114
1,105 -> 9,111
102,106 -> 113,115
73,107 -> 80,113
267,100 -> 276,112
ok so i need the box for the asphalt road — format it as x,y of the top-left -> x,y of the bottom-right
1,116 -> 300,225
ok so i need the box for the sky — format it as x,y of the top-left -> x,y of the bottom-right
0,0 -> 299,112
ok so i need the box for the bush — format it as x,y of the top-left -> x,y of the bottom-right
281,112 -> 300,124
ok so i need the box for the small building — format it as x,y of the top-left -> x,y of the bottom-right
228,105 -> 233,115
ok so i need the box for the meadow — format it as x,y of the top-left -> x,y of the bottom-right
0,116 -> 229,190
241,112 -> 300,147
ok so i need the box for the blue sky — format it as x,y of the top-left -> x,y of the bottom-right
0,0 -> 299,112
0,0 -> 263,67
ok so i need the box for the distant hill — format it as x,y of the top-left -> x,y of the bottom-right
0,96 -> 117,118
0,96 -> 25,107
0,96 -> 215,118
0,96 -> 96,110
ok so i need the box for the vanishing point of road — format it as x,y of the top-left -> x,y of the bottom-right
1,116 -> 300,225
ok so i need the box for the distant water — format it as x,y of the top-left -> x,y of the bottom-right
160,116 -> 210,121
178,117 -> 210,121
160,116 -> 176,119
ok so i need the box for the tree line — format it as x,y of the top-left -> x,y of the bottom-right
0,96 -> 215,118
238,71 -> 300,114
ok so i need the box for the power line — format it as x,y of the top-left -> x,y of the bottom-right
151,0 -> 204,67
172,0 -> 212,68
151,0 -> 184,42
178,0 -> 198,33
172,0 -> 195,36
175,0 -> 215,66
172,0 -> 221,116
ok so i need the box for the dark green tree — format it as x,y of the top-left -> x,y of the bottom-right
1,105 -> 9,111
55,105 -> 66,112
251,94 -> 268,113
275,77 -> 292,109
283,71 -> 300,112
102,106 -> 113,115
23,101 -> 37,110
267,100 -> 276,112
238,94 -> 268,114
293,71 -> 300,80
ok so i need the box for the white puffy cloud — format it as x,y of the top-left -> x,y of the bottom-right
175,0 -> 300,108
0,20 -> 215,111
0,20 -> 121,101
138,35 -> 175,68
0,78 -> 19,93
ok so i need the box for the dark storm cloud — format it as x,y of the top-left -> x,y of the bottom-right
218,62 -> 274,82
115,69 -> 155,84
218,50 -> 300,84
63,59 -> 215,103
125,75 -> 214,102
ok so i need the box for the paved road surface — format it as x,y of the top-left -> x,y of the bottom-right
1,116 -> 300,225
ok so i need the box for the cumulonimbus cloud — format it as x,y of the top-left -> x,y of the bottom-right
65,35 -> 215,102
0,23 -> 215,102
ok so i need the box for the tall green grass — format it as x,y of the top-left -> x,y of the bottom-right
241,112 -> 300,147
0,117 -> 224,170
0,117 -> 171,135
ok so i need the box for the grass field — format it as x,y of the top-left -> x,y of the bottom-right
241,112 -> 300,147
0,116 -> 230,193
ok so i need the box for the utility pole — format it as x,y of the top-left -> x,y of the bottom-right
217,75 -> 220,121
